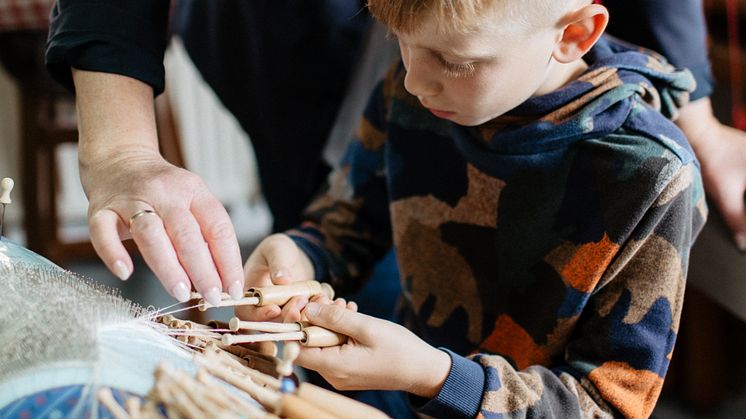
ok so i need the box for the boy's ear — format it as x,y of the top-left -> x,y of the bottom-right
552,4 -> 609,63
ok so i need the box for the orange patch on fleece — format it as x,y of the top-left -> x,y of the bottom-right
560,233 -> 619,293
480,315 -> 550,370
588,361 -> 664,419
355,118 -> 386,150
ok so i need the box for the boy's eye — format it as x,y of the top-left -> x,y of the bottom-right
436,54 -> 476,78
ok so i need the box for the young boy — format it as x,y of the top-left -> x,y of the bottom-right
239,0 -> 706,417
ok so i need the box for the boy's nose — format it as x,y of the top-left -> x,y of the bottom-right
403,55 -> 442,98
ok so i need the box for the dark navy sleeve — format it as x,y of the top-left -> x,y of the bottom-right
45,0 -> 170,95
604,0 -> 714,100
415,349 -> 486,419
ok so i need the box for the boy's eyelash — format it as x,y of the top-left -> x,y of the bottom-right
435,54 -> 476,78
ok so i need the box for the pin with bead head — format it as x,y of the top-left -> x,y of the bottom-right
0,177 -> 14,238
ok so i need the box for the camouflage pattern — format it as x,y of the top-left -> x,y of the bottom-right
288,36 -> 706,418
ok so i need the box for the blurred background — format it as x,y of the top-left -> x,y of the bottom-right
1,1 -> 745,417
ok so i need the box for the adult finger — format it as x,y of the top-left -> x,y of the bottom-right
191,194 -> 244,299
159,206 -> 223,305
128,207 -> 192,303
302,302 -> 373,344
88,209 -> 133,281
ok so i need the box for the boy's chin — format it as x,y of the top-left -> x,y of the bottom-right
452,114 -> 498,127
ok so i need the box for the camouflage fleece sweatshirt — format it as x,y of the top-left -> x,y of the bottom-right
287,36 -> 707,418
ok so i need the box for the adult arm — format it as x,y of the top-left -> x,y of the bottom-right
46,1 -> 244,303
606,0 -> 746,249
46,0 -> 169,95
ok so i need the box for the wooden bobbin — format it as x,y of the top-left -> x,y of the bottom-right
247,280 -> 334,307
277,394 -> 343,419
124,397 -> 142,419
198,350 -> 281,391
196,369 -> 275,419
297,383 -> 390,419
221,325 -> 347,347
197,296 -> 260,312
277,342 -> 301,377
190,291 -> 231,300
301,326 -> 348,347
229,317 -> 302,333
155,372 -> 203,419
222,331 -> 304,346
97,388 -> 130,419
158,314 -> 176,325
170,366 -> 236,416
206,320 -> 231,330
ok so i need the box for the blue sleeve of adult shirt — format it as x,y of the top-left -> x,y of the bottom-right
45,0 -> 170,95
604,0 -> 714,100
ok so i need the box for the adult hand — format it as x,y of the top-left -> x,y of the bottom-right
236,233 -> 316,322
73,70 -> 244,304
296,302 -> 451,398
677,97 -> 746,251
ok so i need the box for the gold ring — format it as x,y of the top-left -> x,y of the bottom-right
128,209 -> 158,229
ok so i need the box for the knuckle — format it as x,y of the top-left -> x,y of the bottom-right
267,233 -> 292,247
325,305 -> 347,325
169,226 -> 202,248
203,220 -> 235,242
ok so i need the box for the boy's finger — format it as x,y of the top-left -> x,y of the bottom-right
235,304 -> 281,321
261,235 -> 300,284
281,296 -> 308,322
347,301 -> 358,312
303,302 -> 372,343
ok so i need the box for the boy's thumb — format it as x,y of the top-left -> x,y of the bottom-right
303,302 -> 366,338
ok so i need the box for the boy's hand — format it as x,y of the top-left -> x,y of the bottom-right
236,234 -> 316,322
296,302 -> 451,398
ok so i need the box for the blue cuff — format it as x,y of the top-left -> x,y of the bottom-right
286,230 -> 330,282
416,348 -> 486,419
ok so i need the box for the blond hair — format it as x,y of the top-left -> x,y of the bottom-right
367,0 -> 573,35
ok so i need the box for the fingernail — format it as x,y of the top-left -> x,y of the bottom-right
305,302 -> 320,317
112,260 -> 130,281
203,287 -> 222,306
736,233 -> 746,252
228,281 -> 244,300
272,271 -> 285,280
171,282 -> 191,303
